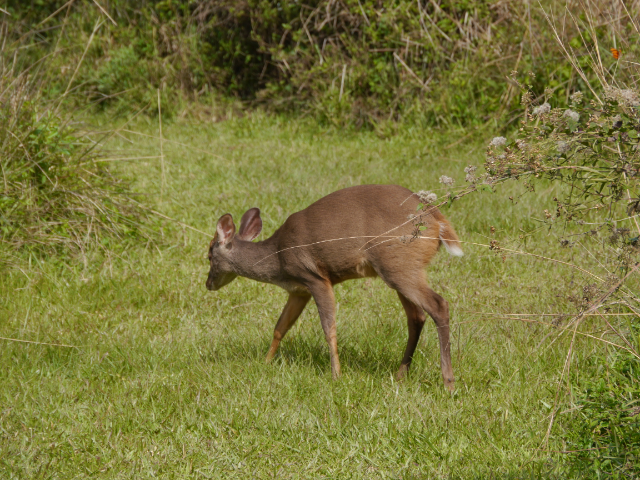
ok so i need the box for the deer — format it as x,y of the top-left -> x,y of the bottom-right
206,184 -> 463,391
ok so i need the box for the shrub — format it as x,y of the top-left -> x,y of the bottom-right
484,80 -> 640,275
443,7 -> 640,476
433,2 -> 640,295
8,0 -> 637,128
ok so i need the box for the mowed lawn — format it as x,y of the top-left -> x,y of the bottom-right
1,112 -> 610,478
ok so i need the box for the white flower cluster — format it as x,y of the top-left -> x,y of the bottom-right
515,139 -> 527,150
604,87 -> 640,107
557,141 -> 571,153
620,90 -> 640,106
490,136 -> 507,147
464,165 -> 477,183
563,109 -> 580,122
532,102 -> 551,115
483,175 -> 496,185
416,190 -> 437,204
439,175 -> 454,186
570,91 -> 583,105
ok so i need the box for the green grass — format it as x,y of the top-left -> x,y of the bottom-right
0,112 -> 621,478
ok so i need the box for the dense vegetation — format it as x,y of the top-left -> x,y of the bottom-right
7,0 -> 637,127
1,0 -> 639,477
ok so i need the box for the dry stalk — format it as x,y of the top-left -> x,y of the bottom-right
56,19 -> 104,113
158,89 -> 166,195
0,336 -> 79,349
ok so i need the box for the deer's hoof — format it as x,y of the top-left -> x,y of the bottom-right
396,365 -> 409,382
444,378 -> 455,393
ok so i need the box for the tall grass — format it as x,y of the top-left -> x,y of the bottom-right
0,14 -> 152,258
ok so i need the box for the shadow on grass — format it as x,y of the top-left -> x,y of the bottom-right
200,326 -> 448,381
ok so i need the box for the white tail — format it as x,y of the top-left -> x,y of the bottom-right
206,184 -> 463,391
439,221 -> 464,257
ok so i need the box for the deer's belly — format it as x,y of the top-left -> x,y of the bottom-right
274,279 -> 310,295
329,260 -> 378,284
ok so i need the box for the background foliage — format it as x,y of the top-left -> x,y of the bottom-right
6,0 -> 638,128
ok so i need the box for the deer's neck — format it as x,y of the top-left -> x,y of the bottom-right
230,237 -> 281,284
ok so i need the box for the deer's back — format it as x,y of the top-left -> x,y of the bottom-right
273,185 -> 443,283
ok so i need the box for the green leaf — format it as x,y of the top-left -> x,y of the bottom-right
419,226 -> 426,231
478,184 -> 494,193
446,196 -> 455,208
416,203 -> 423,211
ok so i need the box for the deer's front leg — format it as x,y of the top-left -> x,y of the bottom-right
309,281 -> 341,379
266,293 -> 311,363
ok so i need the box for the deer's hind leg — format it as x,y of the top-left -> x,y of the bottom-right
265,293 -> 311,363
396,292 -> 427,380
418,286 -> 454,391
378,267 -> 455,391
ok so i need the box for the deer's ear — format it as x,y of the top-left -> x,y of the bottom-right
216,214 -> 236,246
237,207 -> 262,242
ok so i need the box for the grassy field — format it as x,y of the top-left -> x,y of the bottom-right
0,112 -> 618,478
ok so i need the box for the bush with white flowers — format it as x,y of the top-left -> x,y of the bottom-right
485,84 -> 640,266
